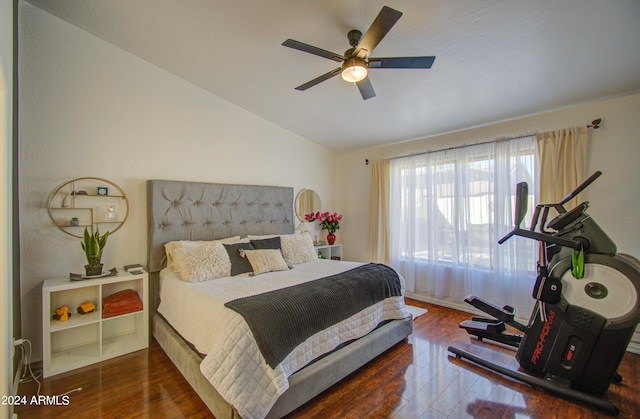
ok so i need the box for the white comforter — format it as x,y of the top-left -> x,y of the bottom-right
158,259 -> 409,419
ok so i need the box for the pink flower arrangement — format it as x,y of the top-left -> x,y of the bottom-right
304,211 -> 343,233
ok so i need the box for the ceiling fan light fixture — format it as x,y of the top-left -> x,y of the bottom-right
341,57 -> 367,83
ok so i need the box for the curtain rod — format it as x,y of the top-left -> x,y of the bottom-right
364,117 -> 602,165
388,131 -> 536,162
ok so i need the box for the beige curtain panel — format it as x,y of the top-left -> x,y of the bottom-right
367,159 -> 390,264
536,126 -> 588,209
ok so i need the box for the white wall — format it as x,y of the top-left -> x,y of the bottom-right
1,0 -> 14,417
19,3 -> 337,360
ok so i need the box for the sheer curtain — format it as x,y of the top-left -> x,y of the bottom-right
389,137 -> 539,316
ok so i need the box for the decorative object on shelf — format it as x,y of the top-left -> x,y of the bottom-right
52,305 -> 71,321
70,217 -> 79,226
81,227 -> 109,276
124,264 -> 145,275
48,177 -> 129,238
105,205 -> 117,222
60,191 -> 69,208
305,211 -> 343,246
77,301 -> 96,314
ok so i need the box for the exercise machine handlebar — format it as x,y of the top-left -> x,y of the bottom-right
498,171 -> 602,250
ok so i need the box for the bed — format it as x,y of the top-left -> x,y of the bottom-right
146,180 -> 413,418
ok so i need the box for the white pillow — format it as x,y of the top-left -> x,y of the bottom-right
242,249 -> 290,275
164,236 -> 241,271
280,232 -> 317,266
172,241 -> 232,282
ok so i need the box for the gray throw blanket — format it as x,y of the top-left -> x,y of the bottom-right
224,263 -> 403,368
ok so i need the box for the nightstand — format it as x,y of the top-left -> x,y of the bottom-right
42,269 -> 148,377
315,244 -> 342,260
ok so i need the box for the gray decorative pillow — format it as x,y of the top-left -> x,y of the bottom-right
250,236 -> 282,250
224,242 -> 255,276
281,232 -> 317,266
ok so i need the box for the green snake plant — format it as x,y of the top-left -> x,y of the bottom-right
81,227 -> 109,267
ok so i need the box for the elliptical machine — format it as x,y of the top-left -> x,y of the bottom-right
448,171 -> 640,415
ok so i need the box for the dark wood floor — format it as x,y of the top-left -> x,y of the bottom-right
16,299 -> 640,418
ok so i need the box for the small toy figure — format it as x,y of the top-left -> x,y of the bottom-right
77,301 -> 96,314
52,305 -> 71,321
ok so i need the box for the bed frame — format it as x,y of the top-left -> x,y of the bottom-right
146,179 -> 412,418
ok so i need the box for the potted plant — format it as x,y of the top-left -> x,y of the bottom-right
70,217 -> 79,226
81,227 -> 109,276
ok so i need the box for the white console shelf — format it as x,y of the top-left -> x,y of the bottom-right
42,269 -> 148,378
315,243 -> 342,260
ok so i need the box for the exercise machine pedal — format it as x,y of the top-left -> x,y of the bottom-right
459,319 -> 505,334
459,319 -> 522,347
464,295 -> 527,331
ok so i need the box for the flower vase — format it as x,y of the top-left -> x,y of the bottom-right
327,232 -> 336,245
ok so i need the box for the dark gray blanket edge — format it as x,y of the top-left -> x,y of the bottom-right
224,263 -> 403,368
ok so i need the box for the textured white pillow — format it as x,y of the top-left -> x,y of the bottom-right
172,241 -> 232,282
164,236 -> 241,271
242,249 -> 290,275
280,232 -> 317,266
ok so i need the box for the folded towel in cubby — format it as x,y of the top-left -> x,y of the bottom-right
102,289 -> 143,318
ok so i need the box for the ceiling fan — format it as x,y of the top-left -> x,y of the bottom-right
282,6 -> 436,100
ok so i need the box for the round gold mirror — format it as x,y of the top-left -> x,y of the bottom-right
295,189 -> 321,222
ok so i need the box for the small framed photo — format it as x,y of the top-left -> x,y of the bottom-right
97,186 -> 109,196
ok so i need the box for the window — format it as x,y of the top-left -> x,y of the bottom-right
389,137 -> 539,315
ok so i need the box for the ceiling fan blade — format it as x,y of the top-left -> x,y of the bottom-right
295,68 -> 342,91
354,6 -> 403,59
356,77 -> 376,100
282,39 -> 345,62
368,56 -> 436,69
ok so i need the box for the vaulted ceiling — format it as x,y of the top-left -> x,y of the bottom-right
24,0 -> 640,152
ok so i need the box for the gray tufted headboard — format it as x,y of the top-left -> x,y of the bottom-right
146,180 -> 294,273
